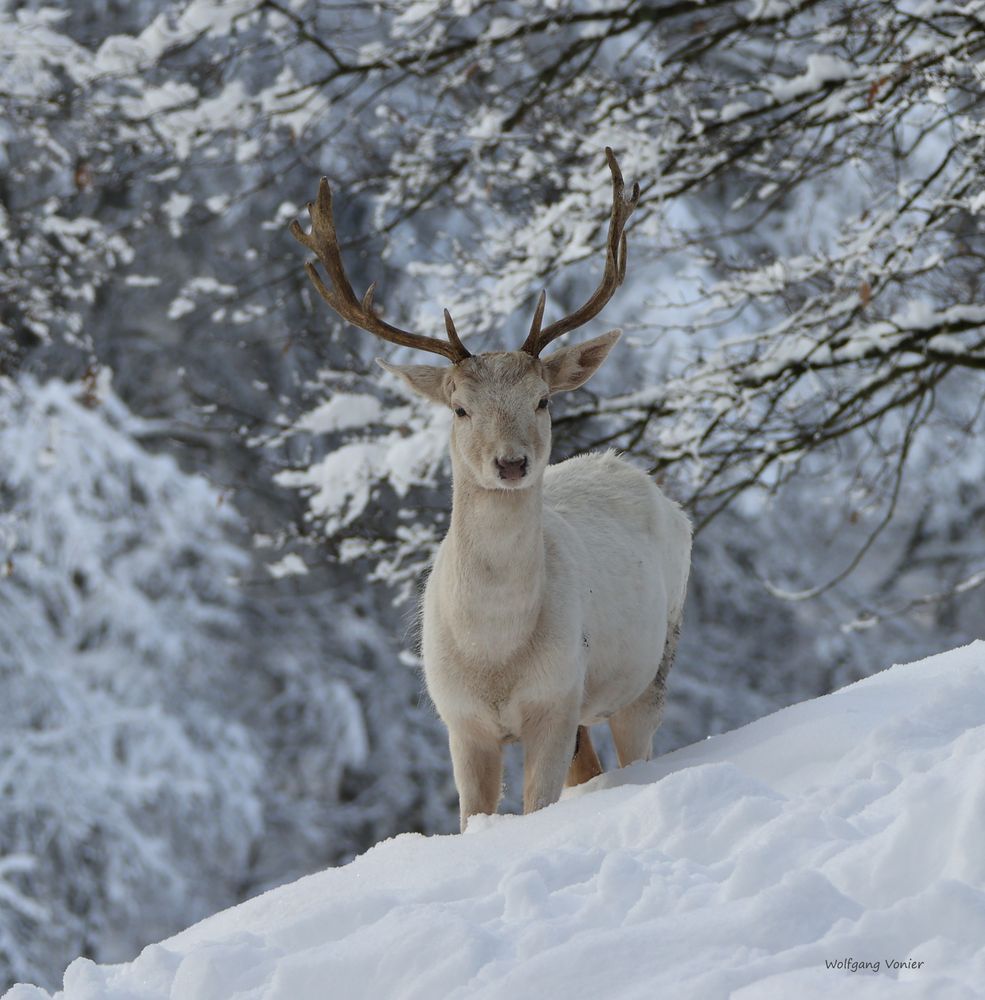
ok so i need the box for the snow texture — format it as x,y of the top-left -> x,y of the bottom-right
8,643 -> 984,1000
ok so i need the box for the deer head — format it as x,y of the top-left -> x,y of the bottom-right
290,149 -> 639,490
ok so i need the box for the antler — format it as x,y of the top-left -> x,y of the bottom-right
290,177 -> 471,363
521,147 -> 640,357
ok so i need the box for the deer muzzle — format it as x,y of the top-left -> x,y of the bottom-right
494,456 -> 529,482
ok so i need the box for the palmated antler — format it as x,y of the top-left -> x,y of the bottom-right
290,177 -> 471,363
521,147 -> 640,357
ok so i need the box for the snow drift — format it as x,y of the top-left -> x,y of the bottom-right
7,642 -> 985,1000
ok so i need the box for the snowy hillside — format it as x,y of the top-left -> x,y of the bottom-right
7,643 -> 984,1000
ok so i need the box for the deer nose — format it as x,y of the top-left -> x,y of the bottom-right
494,456 -> 528,482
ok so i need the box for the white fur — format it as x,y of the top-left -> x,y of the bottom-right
381,333 -> 692,829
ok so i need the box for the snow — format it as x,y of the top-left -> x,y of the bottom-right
290,393 -> 384,435
265,554 -> 308,579
768,54 -> 857,104
275,409 -> 450,534
7,642 -> 985,1000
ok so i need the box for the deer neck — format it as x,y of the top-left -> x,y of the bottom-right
443,454 -> 546,653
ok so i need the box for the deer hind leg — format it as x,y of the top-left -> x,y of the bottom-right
565,725 -> 603,787
609,617 -> 681,768
449,727 -> 503,832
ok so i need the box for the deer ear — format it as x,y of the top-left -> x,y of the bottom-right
542,330 -> 622,392
376,358 -> 450,405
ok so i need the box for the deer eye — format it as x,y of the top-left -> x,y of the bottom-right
537,397 -> 549,411
454,406 -> 469,418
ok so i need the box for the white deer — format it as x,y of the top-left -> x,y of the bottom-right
292,149 -> 692,830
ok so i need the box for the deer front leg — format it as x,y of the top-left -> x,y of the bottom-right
521,698 -> 580,814
448,726 -> 503,832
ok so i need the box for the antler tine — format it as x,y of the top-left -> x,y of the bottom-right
290,177 -> 471,364
443,309 -> 469,358
527,289 -> 547,342
521,147 -> 640,357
